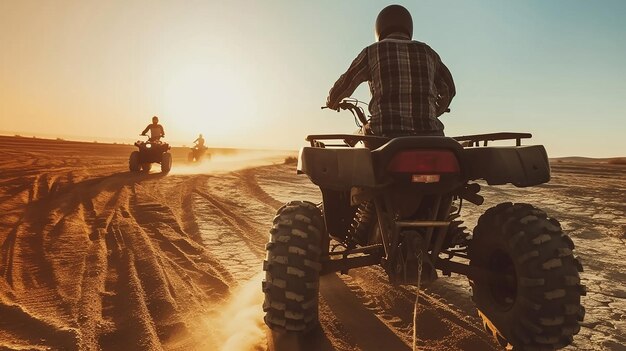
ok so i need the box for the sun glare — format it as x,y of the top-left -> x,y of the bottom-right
161,63 -> 257,140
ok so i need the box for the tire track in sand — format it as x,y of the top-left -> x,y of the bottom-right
0,170 -> 130,350
127,182 -> 233,345
193,187 -> 264,281
2,174 -> 77,323
0,165 -> 233,350
75,186 -> 128,350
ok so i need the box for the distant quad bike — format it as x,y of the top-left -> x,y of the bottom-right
188,145 -> 210,163
262,100 -> 585,350
129,136 -> 172,173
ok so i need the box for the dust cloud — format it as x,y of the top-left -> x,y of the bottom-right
170,150 -> 295,175
202,272 -> 267,351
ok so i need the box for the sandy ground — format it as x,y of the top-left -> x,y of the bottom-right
0,135 -> 624,351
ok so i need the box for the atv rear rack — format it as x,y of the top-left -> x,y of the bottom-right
453,132 -> 532,147
305,134 -> 389,147
306,132 -> 532,148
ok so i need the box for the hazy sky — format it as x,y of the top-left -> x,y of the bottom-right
1,0 -> 625,156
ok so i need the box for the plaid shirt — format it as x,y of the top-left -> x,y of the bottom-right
327,34 -> 455,136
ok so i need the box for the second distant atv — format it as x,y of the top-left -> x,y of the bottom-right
129,136 -> 172,173
188,145 -> 210,163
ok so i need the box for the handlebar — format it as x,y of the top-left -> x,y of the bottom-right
321,99 -> 369,126
323,98 -> 451,127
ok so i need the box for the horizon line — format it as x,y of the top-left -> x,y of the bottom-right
1,133 -> 623,160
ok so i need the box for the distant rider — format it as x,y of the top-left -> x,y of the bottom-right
193,134 -> 205,149
326,4 -> 455,138
141,116 -> 165,142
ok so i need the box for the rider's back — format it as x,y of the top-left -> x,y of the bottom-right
326,5 -> 455,138
364,37 -> 450,136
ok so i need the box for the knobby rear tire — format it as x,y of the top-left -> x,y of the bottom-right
262,201 -> 324,333
469,202 -> 585,350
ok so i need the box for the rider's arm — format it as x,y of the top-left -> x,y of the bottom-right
327,48 -> 370,110
434,55 -> 456,117
141,125 -> 150,135
159,125 -> 165,137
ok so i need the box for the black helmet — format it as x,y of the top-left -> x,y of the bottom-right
152,116 -> 159,123
375,5 -> 413,41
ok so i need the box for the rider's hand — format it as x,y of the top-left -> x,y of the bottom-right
363,123 -> 373,135
326,96 -> 340,111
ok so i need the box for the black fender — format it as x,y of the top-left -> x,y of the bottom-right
463,145 -> 550,187
297,147 -> 377,191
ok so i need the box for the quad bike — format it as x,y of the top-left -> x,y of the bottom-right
188,145 -> 210,163
129,136 -> 172,173
262,100 -> 585,350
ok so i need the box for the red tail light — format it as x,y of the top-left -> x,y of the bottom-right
387,150 -> 460,173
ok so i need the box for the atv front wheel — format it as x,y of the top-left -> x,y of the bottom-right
129,151 -> 140,172
262,201 -> 324,332
161,152 -> 172,173
469,202 -> 585,350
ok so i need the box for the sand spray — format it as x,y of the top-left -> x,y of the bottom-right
173,150 -> 295,349
202,272 -> 267,351
170,150 -> 295,175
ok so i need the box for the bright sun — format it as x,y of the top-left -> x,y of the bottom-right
161,63 -> 257,141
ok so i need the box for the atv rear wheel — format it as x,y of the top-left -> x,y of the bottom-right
469,202 -> 585,350
263,201 -> 324,333
129,151 -> 140,172
161,152 -> 172,173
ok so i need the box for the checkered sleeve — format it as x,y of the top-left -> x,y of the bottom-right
327,48 -> 370,109
434,57 -> 456,117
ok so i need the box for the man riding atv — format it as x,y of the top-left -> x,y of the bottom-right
326,4 -> 456,281
262,5 -> 585,351
327,4 -> 455,139
188,134 -> 210,162
130,115 -> 172,173
141,116 -> 165,142
194,134 -> 205,148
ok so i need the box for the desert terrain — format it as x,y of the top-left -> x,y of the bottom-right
0,135 -> 624,351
